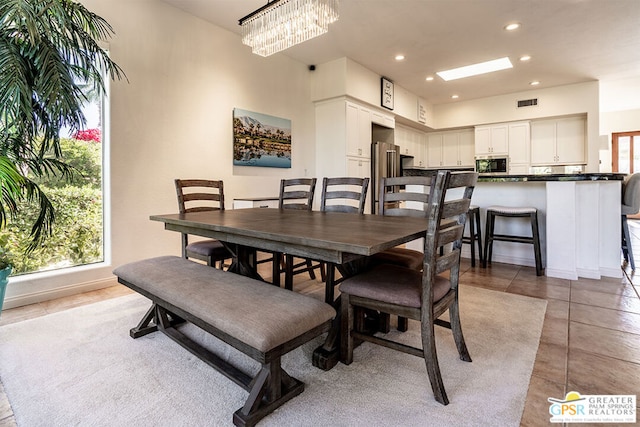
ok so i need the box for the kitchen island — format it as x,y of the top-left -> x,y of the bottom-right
403,169 -> 626,280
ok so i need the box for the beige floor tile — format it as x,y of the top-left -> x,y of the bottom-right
515,268 -> 571,287
567,348 -> 640,397
506,279 -> 571,301
520,375 -> 565,427
532,341 -> 567,384
570,288 -> 640,314
570,302 -> 640,335
545,299 -> 570,321
0,303 -> 48,326
569,321 -> 640,364
572,276 -> 638,297
540,317 -> 569,347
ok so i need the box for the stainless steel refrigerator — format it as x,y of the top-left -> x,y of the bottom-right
371,141 -> 401,214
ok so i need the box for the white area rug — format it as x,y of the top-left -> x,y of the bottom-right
0,285 -> 546,426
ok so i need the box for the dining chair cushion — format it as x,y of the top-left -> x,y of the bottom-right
340,264 -> 451,308
186,239 -> 228,258
371,247 -> 424,271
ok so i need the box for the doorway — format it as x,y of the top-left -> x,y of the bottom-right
612,131 -> 640,173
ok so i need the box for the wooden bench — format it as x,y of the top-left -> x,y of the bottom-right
113,256 -> 335,427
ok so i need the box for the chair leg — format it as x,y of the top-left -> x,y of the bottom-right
474,208 -> 484,265
530,212 -> 544,276
622,215 -> 635,270
306,259 -> 317,280
421,319 -> 449,405
468,211 -> 476,267
483,211 -> 495,268
449,298 -> 472,363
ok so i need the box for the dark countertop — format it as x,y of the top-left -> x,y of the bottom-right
402,168 -> 626,182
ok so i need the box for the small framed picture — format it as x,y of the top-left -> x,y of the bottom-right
381,77 -> 394,110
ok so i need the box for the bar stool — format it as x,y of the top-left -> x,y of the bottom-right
483,206 -> 544,276
462,205 -> 483,267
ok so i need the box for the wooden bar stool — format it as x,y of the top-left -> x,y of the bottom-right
462,205 -> 483,267
483,206 -> 544,276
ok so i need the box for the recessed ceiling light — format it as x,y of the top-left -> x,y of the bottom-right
504,22 -> 520,31
395,54 -> 405,61
530,81 -> 540,86
519,55 -> 531,62
425,76 -> 434,81
451,94 -> 459,99
436,57 -> 513,81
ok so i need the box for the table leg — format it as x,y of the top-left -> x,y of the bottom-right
223,243 -> 264,281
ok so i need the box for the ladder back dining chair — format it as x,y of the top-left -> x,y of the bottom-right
319,177 -> 370,302
174,179 -> 232,268
339,171 -> 478,406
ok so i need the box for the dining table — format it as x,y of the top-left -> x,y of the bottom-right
150,207 -> 429,370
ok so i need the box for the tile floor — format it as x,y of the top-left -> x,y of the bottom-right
1,244 -> 640,426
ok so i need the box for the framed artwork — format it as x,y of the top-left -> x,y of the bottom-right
381,77 -> 394,110
233,108 -> 292,168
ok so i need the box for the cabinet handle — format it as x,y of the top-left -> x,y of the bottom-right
358,148 -> 362,155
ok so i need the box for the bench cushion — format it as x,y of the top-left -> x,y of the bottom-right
113,256 -> 335,353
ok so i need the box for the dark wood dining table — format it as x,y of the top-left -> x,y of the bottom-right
150,207 -> 428,369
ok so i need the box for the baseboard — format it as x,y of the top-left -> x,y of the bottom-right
2,277 -> 119,310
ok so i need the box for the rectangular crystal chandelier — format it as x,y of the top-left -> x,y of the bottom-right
239,0 -> 339,57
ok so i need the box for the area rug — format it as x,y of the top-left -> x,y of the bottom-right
0,285 -> 546,427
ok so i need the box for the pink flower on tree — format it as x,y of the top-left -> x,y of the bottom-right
73,128 -> 101,142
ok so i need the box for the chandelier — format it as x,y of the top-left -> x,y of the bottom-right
239,0 -> 339,57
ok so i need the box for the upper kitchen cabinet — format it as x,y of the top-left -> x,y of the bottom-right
315,98 -> 395,183
427,129 -> 474,168
345,101 -> 372,158
475,124 -> 508,157
395,125 -> 426,166
371,110 -> 395,129
530,116 -> 586,166
507,121 -> 531,173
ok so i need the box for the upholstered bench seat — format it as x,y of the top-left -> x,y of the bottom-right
113,256 -> 335,427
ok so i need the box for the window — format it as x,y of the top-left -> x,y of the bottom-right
612,131 -> 640,173
1,84 -> 107,275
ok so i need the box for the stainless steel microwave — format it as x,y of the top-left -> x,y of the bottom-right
475,157 -> 508,174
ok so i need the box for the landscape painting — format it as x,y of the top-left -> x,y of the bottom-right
233,108 -> 292,168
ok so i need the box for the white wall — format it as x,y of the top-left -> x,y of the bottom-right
311,57 -> 435,128
4,0 -> 317,308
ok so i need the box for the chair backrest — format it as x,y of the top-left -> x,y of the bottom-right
279,178 -> 317,211
422,171 -> 478,304
622,173 -> 640,213
378,175 -> 437,218
175,179 -> 225,213
320,177 -> 370,214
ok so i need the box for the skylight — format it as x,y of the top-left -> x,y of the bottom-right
436,57 -> 513,81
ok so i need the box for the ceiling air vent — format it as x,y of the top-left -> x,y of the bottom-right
517,98 -> 538,108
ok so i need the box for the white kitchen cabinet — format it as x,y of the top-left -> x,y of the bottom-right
427,130 -> 474,168
475,124 -> 508,156
395,124 -> 426,166
530,117 -> 586,165
507,121 -> 531,172
456,130 -> 475,167
345,101 -> 372,158
346,156 -> 371,177
316,98 -> 394,210
371,110 -> 395,129
426,134 -> 444,168
346,157 -> 372,213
